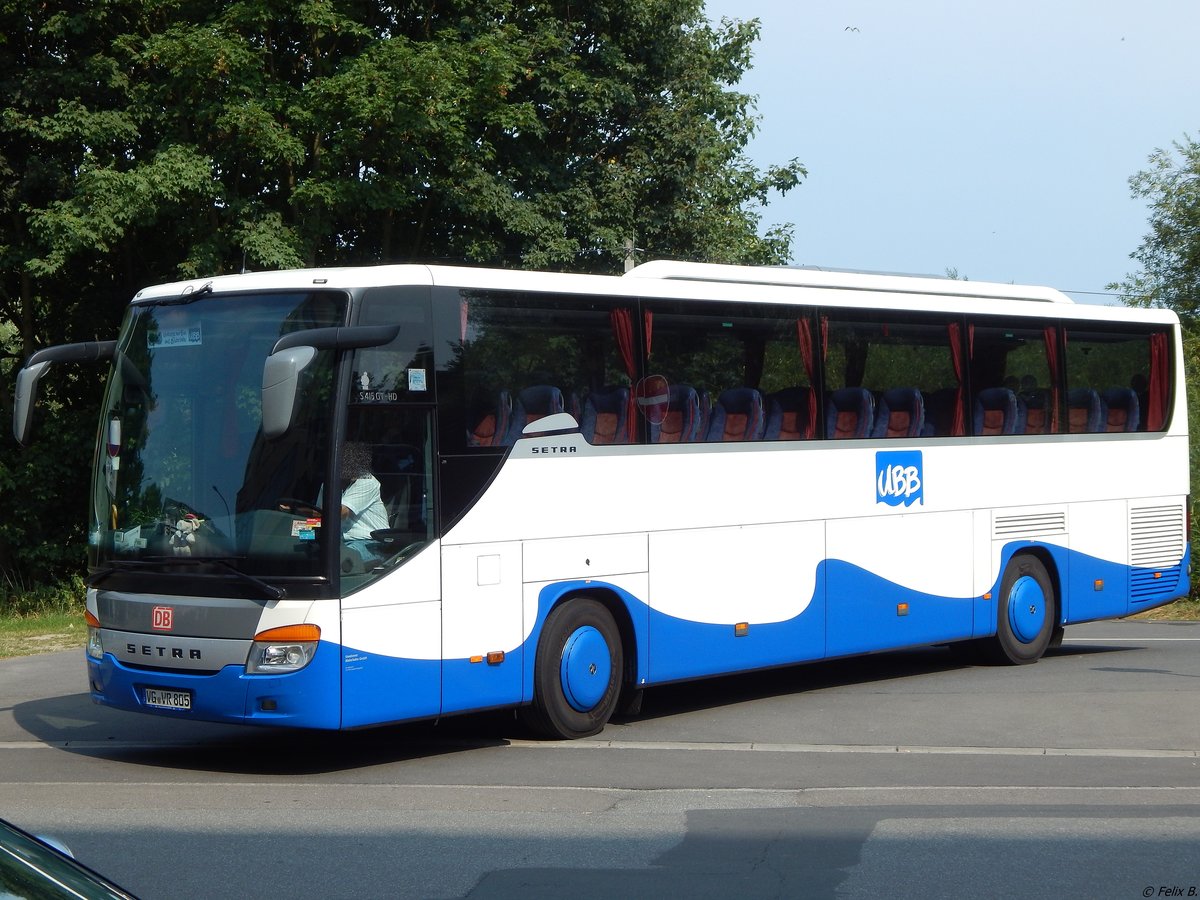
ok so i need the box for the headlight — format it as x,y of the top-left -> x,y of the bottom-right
245,624 -> 320,674
85,610 -> 103,660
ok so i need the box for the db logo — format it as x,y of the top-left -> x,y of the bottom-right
152,606 -> 174,631
876,451 -> 924,507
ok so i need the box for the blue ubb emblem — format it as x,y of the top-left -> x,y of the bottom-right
876,450 -> 923,507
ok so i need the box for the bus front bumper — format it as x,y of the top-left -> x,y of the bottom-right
86,641 -> 342,730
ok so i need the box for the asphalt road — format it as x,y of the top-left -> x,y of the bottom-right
2,620 -> 1199,899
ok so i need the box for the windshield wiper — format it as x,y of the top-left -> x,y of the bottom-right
152,281 -> 213,307
146,556 -> 286,601
89,556 -> 286,601
87,559 -> 155,589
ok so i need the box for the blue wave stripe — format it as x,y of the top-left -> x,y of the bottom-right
88,542 -> 1189,729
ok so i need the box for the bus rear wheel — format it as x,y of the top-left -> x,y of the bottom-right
986,554 -> 1056,665
521,597 -> 622,740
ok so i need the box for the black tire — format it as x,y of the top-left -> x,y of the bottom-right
984,554 -> 1056,665
1048,623 -> 1065,651
616,686 -> 644,718
520,597 -> 623,739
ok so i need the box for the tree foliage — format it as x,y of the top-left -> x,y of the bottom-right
1112,135 -> 1200,325
1114,135 -> 1200,582
0,0 -> 804,586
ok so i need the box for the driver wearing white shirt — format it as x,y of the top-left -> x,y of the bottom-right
339,443 -> 389,553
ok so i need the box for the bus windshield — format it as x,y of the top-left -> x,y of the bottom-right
88,290 -> 348,583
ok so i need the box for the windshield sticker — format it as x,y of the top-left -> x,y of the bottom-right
407,368 -> 427,391
113,526 -> 148,549
291,519 -> 321,541
355,370 -> 400,403
148,324 -> 202,349
876,450 -> 923,507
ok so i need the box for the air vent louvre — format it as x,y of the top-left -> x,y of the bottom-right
1129,504 -> 1186,602
993,511 -> 1067,539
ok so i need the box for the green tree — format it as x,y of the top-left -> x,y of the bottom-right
0,0 -> 804,588
1113,135 -> 1200,590
1111,135 -> 1200,324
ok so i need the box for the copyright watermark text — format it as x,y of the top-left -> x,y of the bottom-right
1144,888 -> 1198,898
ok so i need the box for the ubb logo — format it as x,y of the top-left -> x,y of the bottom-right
876,451 -> 923,507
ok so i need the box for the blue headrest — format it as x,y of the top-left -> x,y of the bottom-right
1067,387 -> 1104,433
705,388 -> 765,441
973,387 -> 1019,436
825,387 -> 874,439
587,386 -> 627,412
650,384 -> 701,442
506,385 -> 565,442
765,387 -> 811,440
871,387 -> 925,439
1100,387 -> 1140,432
515,384 -> 564,415
581,386 -> 630,442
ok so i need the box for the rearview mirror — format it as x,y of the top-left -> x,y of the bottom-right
260,324 -> 400,439
261,347 -> 318,440
12,341 -> 116,445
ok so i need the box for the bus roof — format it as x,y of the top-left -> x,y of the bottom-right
624,260 -> 1074,304
130,261 -> 1178,328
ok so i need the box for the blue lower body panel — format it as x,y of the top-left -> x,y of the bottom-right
88,639 -> 342,729
86,541 -> 1190,731
341,651 -> 441,728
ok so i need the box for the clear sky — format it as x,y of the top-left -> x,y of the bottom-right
701,0 -> 1200,303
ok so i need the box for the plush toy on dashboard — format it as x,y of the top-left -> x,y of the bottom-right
171,513 -> 201,556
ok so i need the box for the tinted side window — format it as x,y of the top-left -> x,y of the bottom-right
1064,325 -> 1171,433
442,291 -> 634,450
822,312 -> 961,439
643,301 -> 816,442
969,322 -> 1059,435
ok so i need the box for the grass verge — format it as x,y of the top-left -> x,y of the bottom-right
1130,597 -> 1200,621
0,612 -> 86,659
0,576 -> 87,659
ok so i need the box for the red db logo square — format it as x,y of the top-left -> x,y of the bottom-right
152,606 -> 174,631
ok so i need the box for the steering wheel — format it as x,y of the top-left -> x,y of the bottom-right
277,498 -> 321,518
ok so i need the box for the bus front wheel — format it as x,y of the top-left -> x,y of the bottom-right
522,597 -> 622,740
986,554 -> 1057,665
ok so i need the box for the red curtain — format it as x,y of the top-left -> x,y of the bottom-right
610,308 -> 638,438
610,308 -> 656,438
1147,331 -> 1169,431
610,308 -> 636,379
948,323 -> 966,436
1043,326 -> 1060,433
797,318 -> 817,438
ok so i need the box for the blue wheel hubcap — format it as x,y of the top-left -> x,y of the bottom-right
560,625 -> 611,712
1008,575 -> 1047,643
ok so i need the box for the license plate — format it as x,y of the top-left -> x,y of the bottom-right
144,688 -> 192,710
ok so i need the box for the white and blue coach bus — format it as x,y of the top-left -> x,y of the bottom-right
12,261 -> 1190,738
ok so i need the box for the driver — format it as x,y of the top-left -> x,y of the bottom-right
339,442 -> 389,560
